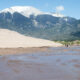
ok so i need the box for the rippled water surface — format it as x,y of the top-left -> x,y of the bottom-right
0,46 -> 80,80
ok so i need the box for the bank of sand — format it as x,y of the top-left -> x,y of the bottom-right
0,29 -> 62,55
0,47 -> 51,55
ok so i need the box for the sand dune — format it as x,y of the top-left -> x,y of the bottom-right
0,29 -> 62,48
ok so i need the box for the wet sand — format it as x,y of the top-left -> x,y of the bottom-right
0,47 -> 50,55
0,46 -> 80,80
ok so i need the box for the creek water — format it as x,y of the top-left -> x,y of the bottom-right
0,46 -> 80,80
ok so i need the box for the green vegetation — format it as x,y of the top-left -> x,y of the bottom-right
55,40 -> 80,46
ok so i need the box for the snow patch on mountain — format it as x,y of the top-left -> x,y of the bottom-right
0,6 -> 64,18
0,6 -> 43,17
52,13 -> 64,17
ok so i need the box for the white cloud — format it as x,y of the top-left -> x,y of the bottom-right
56,6 -> 64,12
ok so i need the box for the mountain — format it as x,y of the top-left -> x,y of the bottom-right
0,6 -> 43,18
0,6 -> 80,41
0,29 -> 62,48
0,6 -> 64,18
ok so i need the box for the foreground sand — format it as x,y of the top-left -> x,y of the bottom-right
0,29 -> 62,48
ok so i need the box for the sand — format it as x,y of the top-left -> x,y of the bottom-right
0,47 -> 50,55
0,29 -> 62,48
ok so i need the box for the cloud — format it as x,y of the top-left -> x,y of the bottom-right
56,6 -> 64,12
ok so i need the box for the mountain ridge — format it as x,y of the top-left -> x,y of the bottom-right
0,6 -> 64,18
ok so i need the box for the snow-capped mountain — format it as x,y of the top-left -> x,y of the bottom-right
0,6 -> 79,41
0,6 -> 44,17
0,6 -> 64,18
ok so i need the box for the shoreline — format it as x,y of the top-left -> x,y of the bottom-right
0,47 -> 51,56
0,45 -> 80,56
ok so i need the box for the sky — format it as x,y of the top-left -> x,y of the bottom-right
0,0 -> 80,19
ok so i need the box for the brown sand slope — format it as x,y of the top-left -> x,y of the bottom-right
0,29 -> 62,48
